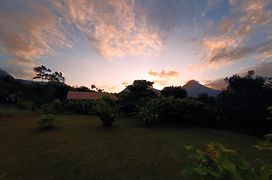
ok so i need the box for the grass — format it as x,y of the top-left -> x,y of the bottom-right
0,112 -> 270,180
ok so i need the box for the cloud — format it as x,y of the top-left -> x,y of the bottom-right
0,1 -> 71,78
257,50 -> 272,61
153,79 -> 168,87
122,81 -> 129,86
53,0 -> 163,59
189,0 -> 272,72
148,68 -> 179,89
148,69 -> 179,79
219,18 -> 233,33
205,79 -> 228,90
99,85 -> 117,93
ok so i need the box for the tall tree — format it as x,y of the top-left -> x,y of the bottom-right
161,86 -> 187,99
33,65 -> 65,83
33,65 -> 51,82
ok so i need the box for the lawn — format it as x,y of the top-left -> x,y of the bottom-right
0,112 -> 270,180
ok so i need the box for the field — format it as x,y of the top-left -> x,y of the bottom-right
0,112 -> 270,180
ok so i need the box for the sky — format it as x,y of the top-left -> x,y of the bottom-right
0,0 -> 272,92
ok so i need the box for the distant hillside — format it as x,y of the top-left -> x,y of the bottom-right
0,69 -> 14,79
182,80 -> 220,97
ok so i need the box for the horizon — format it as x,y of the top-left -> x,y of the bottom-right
0,0 -> 272,93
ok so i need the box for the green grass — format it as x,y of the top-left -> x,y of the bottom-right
0,112 -> 270,180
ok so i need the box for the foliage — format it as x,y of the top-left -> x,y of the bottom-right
33,65 -> 65,83
182,143 -> 256,180
17,98 -> 37,111
217,70 -> 272,135
41,99 -> 64,114
96,98 -> 115,127
118,80 -> 157,113
38,115 -> 57,129
255,134 -> 272,151
33,65 -> 52,82
67,100 -> 95,114
136,99 -> 159,126
183,139 -> 272,180
137,97 -> 216,127
161,86 -> 187,99
267,106 -> 272,121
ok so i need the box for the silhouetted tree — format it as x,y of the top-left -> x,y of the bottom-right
48,72 -> 65,83
218,70 -> 272,135
33,65 -> 51,82
161,86 -> 187,99
119,80 -> 157,113
33,65 -> 65,83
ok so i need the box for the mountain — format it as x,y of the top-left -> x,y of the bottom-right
182,80 -> 220,97
0,69 -> 13,78
0,69 -> 14,80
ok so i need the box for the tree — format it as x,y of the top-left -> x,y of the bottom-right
33,65 -> 51,82
161,86 -> 187,99
118,80 -> 157,113
33,65 -> 65,83
218,70 -> 272,135
48,72 -> 65,83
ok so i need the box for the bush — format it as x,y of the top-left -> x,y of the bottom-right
136,97 -> 216,127
38,115 -> 57,129
41,103 -> 54,114
68,100 -> 94,114
136,99 -> 159,126
96,99 -> 115,127
182,141 -> 272,180
17,98 -> 37,111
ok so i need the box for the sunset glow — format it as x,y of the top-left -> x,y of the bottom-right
0,0 -> 271,92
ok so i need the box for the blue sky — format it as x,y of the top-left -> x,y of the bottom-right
0,0 -> 271,92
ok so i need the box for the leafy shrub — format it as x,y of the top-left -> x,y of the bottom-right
136,99 -> 159,126
136,97 -> 216,127
38,115 -> 56,129
51,99 -> 63,113
96,99 -> 115,127
17,98 -> 37,111
255,134 -> 272,151
182,141 -> 272,180
41,103 -> 54,114
68,100 -> 94,114
182,143 -> 256,180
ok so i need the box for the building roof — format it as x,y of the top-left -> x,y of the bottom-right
66,91 -> 118,100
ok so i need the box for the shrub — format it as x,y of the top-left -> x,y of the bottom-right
136,97 -> 216,127
182,143 -> 256,180
182,141 -> 272,180
38,115 -> 56,129
17,98 -> 36,111
69,100 -> 94,114
51,99 -> 63,113
96,99 -> 115,127
136,99 -> 159,126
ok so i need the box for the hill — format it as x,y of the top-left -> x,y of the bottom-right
182,80 -> 220,97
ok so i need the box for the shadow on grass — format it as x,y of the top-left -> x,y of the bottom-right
30,126 -> 61,134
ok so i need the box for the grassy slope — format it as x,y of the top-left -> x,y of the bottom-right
0,112 -> 270,180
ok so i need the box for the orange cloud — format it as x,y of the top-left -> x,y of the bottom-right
205,79 -> 228,90
0,1 -> 72,78
148,69 -> 179,78
190,0 -> 272,72
53,0 -> 163,59
219,18 -> 233,33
